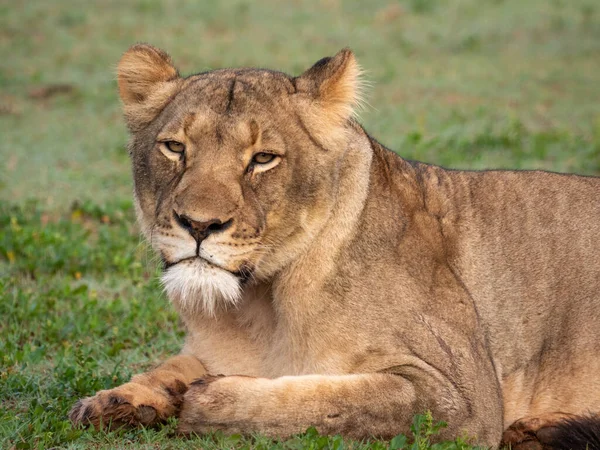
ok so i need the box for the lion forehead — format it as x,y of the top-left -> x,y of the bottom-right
175,69 -> 296,115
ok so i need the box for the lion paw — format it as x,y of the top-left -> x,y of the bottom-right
501,413 -> 577,450
69,380 -> 187,429
177,375 -> 249,435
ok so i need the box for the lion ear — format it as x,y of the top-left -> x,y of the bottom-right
296,48 -> 364,125
294,49 -> 365,149
117,44 -> 181,131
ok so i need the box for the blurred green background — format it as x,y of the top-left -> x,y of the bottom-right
1,1 -> 600,448
2,0 -> 599,207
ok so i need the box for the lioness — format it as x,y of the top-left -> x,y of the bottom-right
70,45 -> 600,449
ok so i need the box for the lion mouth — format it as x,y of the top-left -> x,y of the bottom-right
162,256 -> 254,282
162,256 -> 196,270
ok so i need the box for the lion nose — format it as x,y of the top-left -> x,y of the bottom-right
174,211 -> 233,243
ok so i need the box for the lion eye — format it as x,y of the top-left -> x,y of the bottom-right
164,141 -> 185,153
252,152 -> 275,164
247,151 -> 281,175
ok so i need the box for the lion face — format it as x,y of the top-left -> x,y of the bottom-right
117,45 -> 363,315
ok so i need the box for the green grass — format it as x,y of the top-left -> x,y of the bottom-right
1,0 -> 599,448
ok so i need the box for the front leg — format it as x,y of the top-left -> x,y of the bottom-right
70,354 -> 206,428
178,371 -> 500,445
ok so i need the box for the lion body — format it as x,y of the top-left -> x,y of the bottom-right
70,45 -> 600,448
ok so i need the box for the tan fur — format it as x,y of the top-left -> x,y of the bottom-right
69,355 -> 204,428
294,48 -> 365,149
70,45 -> 600,448
117,44 -> 182,132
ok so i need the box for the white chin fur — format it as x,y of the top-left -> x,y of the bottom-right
161,259 -> 241,316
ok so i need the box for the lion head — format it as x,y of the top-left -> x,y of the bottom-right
117,44 -> 365,315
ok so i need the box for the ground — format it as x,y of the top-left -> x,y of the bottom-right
1,1 -> 599,449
